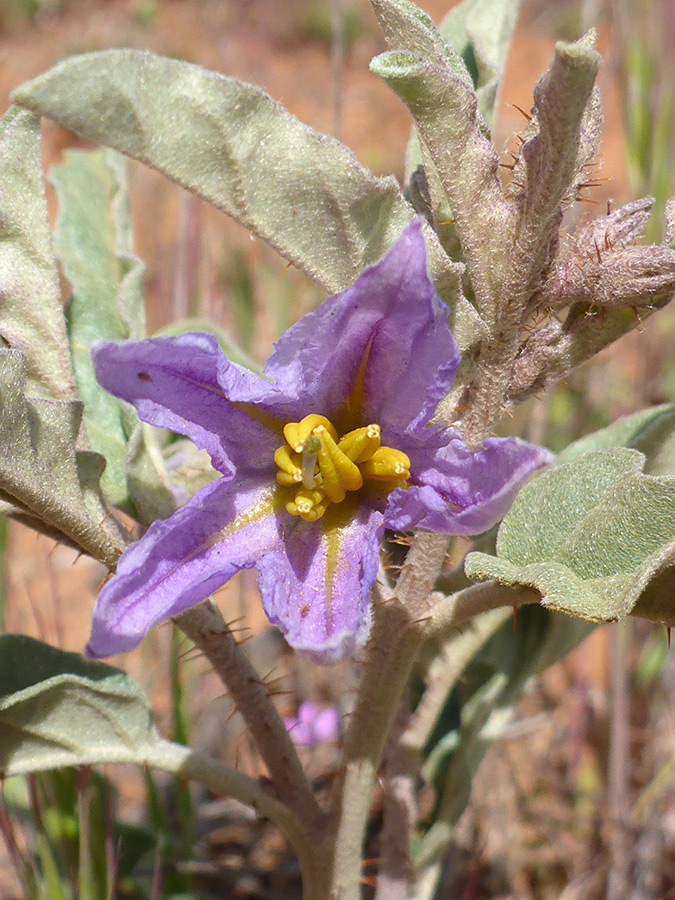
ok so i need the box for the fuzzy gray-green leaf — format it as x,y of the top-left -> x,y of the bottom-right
558,402 -> 675,472
0,106 -> 74,400
0,635 -> 159,777
506,33 -> 600,300
465,448 -> 675,624
370,0 -> 475,87
439,0 -> 522,127
50,148 -> 177,521
392,0 -> 521,275
51,149 -> 146,509
0,349 -> 124,569
11,49 -> 466,321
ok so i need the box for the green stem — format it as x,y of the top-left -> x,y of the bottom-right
147,738 -> 331,900
173,601 -> 325,833
374,685 -> 417,900
327,532 -> 450,898
418,581 -> 539,644
330,600 -> 423,899
326,557 -> 539,897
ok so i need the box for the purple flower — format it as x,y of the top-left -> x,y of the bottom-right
87,221 -> 551,664
284,702 -> 340,747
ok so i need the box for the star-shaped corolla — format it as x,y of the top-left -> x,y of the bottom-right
87,221 -> 551,664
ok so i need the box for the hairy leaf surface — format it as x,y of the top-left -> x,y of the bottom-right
0,350 -> 124,569
466,448 -> 675,624
0,106 -> 74,399
50,149 -> 174,520
12,49 -> 474,338
0,635 -> 159,776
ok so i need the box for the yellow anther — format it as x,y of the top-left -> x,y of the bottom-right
285,487 -> 329,522
277,471 -> 303,486
275,445 -> 301,474
274,445 -> 303,485
359,447 -> 411,482
337,424 -> 381,463
314,425 -> 363,503
283,414 -> 337,453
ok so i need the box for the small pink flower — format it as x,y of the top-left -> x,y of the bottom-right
284,702 -> 340,747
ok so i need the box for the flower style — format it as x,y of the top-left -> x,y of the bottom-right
87,221 -> 551,664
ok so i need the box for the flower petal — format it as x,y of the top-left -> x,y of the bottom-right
92,333 -> 282,476
313,706 -> 340,743
284,713 -> 315,747
385,435 -> 553,534
86,475 -> 280,657
256,502 -> 383,665
263,220 -> 459,433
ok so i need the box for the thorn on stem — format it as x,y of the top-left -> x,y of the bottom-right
632,306 -> 645,332
575,195 -> 601,205
509,102 -> 532,121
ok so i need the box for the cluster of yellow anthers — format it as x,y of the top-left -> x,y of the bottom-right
275,414 -> 411,522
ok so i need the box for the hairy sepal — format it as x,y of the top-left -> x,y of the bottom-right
370,48 -> 507,323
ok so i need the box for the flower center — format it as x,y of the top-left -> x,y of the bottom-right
274,414 -> 411,522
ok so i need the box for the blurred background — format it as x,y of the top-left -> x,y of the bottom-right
0,0 -> 674,897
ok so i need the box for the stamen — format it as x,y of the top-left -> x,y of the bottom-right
283,415 -> 337,453
277,471 -> 303,486
274,445 -> 303,485
338,424 -> 381,463
359,447 -> 411,482
286,487 -> 329,522
314,425 -> 363,503
278,413 -> 410,519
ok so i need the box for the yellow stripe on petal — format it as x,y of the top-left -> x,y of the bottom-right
204,488 -> 281,550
